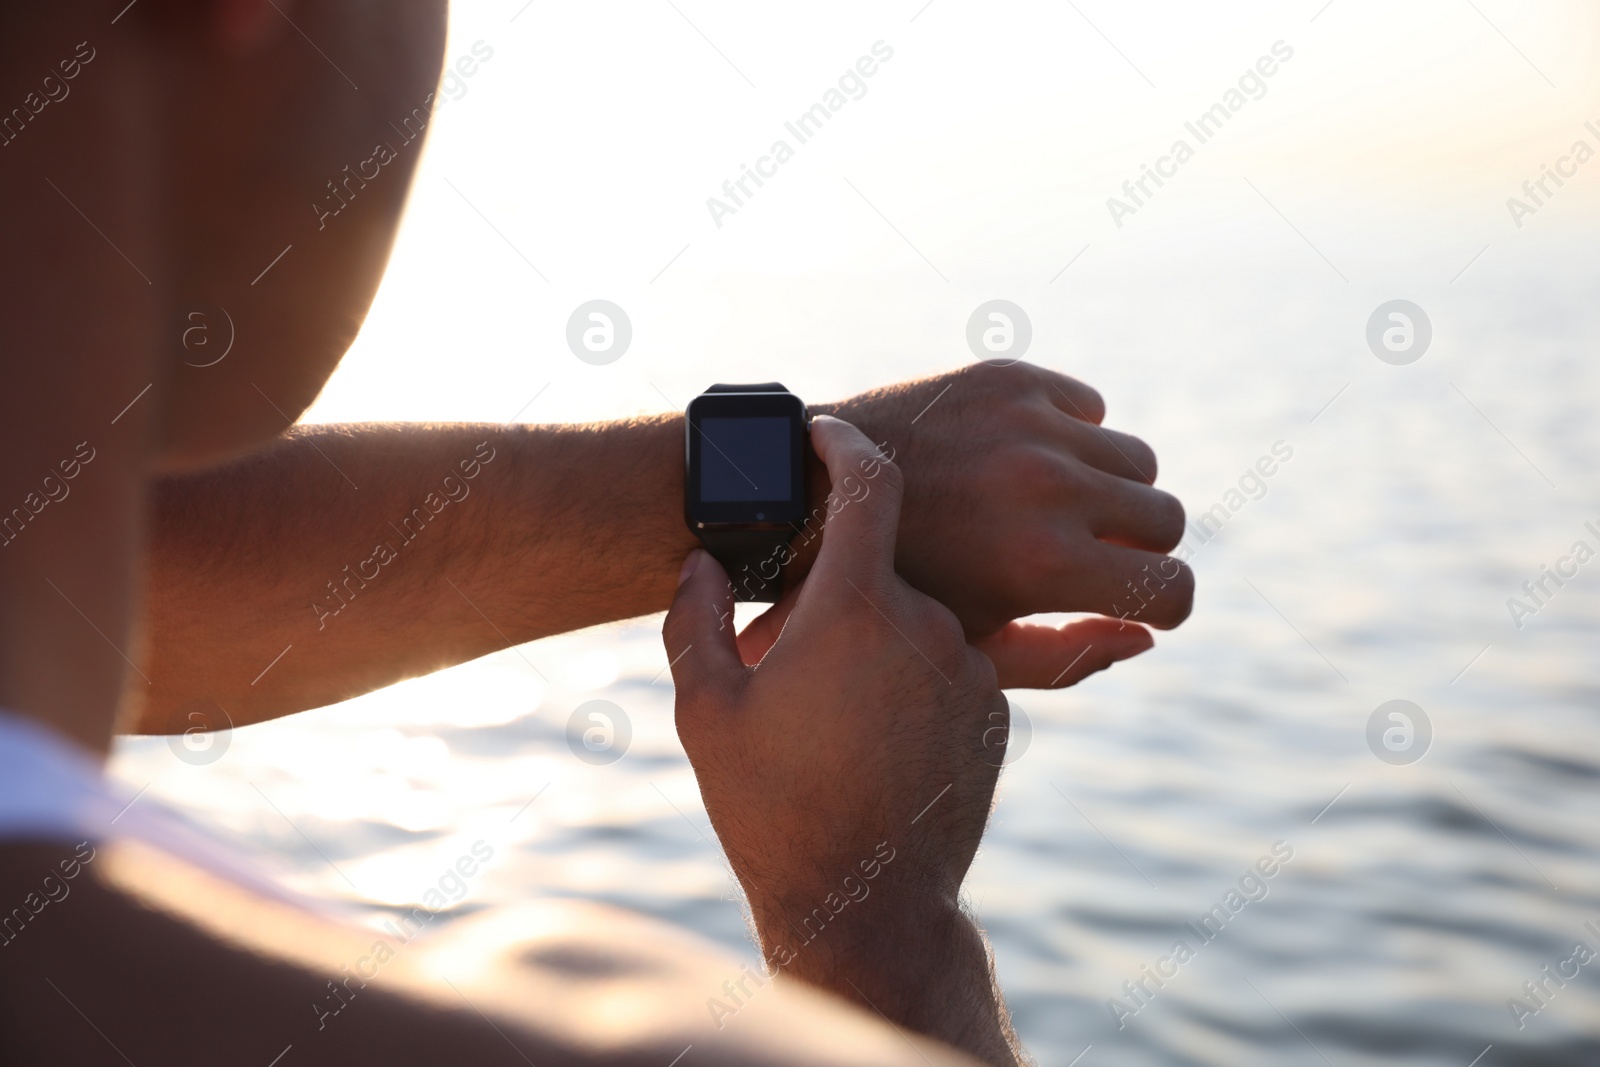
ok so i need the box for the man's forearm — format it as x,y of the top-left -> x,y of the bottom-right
136,363 -> 1192,731
136,418 -> 697,733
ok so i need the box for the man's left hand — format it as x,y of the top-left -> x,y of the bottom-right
758,362 -> 1193,689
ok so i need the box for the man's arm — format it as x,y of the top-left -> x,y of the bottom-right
139,416 -> 695,731
136,363 -> 1191,733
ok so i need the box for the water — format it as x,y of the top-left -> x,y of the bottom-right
112,2 -> 1600,1062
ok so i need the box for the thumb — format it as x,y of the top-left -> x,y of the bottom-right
974,618 -> 1153,689
805,414 -> 904,589
662,549 -> 747,704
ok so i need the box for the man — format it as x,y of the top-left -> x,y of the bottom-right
0,2 -> 1190,1064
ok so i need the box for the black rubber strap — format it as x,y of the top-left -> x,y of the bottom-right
704,382 -> 788,394
700,529 -> 789,603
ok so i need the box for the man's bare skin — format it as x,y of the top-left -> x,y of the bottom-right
0,839 -> 969,1065
139,365 -> 1190,733
0,2 -> 1190,1065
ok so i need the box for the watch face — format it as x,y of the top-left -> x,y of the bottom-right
685,392 -> 808,527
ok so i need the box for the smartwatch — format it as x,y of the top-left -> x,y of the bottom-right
683,383 -> 810,603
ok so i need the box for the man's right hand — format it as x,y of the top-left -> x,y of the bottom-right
664,416 -> 1023,1067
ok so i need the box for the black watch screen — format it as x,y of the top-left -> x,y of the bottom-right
684,389 -> 808,529
683,384 -> 810,603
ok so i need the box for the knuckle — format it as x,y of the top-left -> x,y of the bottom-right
1149,489 -> 1187,549
1117,433 -> 1158,482
1136,443 -> 1159,483
1040,369 -> 1103,420
1073,381 -> 1107,422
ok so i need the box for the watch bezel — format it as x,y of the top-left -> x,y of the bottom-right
684,391 -> 809,528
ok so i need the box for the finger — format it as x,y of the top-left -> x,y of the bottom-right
805,414 -> 905,586
975,618 -> 1153,689
1032,366 -> 1106,425
1083,468 -> 1186,553
735,578 -> 804,665
1060,418 -> 1158,484
662,550 -> 747,705
1038,541 -> 1195,630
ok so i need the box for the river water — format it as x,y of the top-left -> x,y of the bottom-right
112,2 -> 1600,1062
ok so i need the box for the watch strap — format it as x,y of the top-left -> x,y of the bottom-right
704,382 -> 788,394
698,528 -> 791,603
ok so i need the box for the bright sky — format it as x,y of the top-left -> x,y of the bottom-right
305,0 -> 1600,427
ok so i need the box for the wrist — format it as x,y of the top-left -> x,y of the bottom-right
751,884 -> 964,982
753,889 -> 1021,1067
509,414 -> 699,625
640,414 -> 704,598
738,838 -> 959,982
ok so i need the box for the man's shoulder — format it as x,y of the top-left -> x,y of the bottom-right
0,839 -> 973,1066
